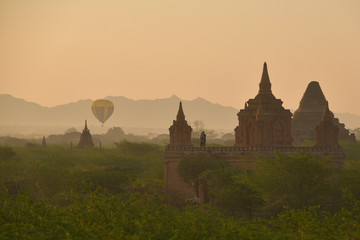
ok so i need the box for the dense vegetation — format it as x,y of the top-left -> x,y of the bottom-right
0,124 -> 235,148
0,140 -> 360,239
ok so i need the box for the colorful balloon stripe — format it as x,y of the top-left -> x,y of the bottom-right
91,99 -> 114,125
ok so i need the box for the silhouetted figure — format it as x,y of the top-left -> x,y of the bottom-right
99,141 -> 102,149
200,131 -> 206,147
41,136 -> 47,148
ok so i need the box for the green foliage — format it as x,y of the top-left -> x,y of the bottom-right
0,144 -> 164,201
205,168 -> 264,218
0,190 -> 298,240
340,140 -> 360,161
340,160 -> 360,202
255,152 -> 339,213
47,132 -> 81,145
1,142 -> 360,239
25,142 -> 41,147
106,127 -> 125,138
114,140 -> 162,156
0,146 -> 16,160
177,153 -> 228,197
270,206 -> 360,240
2,189 -> 359,240
0,136 -> 29,146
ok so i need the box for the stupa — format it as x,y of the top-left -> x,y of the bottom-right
314,104 -> 340,148
78,120 -> 95,148
292,81 -> 355,143
234,62 -> 293,147
41,136 -> 47,148
168,102 -> 193,147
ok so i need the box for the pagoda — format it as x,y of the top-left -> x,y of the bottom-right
292,81 -> 355,143
314,104 -> 340,147
234,62 -> 293,147
78,120 -> 95,148
41,136 -> 47,148
168,102 -> 193,147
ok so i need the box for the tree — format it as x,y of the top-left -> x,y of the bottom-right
114,140 -> 161,156
204,168 -> 264,218
340,160 -> 360,204
0,146 -> 16,160
255,152 -> 338,212
177,153 -> 227,198
351,128 -> 360,141
192,120 -> 205,135
64,127 -> 78,134
106,127 -> 125,137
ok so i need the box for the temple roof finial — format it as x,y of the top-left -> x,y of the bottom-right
176,102 -> 185,122
322,102 -> 333,122
85,120 -> 88,130
259,62 -> 272,93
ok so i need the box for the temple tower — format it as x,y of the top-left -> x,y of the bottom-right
169,102 -> 193,147
41,136 -> 47,148
314,104 -> 340,148
78,120 -> 95,148
235,62 -> 293,147
292,81 -> 355,143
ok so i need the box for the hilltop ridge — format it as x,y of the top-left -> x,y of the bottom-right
0,94 -> 359,137
0,94 -> 237,130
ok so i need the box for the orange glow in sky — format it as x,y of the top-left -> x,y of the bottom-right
0,0 -> 359,114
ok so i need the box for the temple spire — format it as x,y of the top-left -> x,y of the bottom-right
259,62 -> 272,93
176,102 -> 185,122
322,103 -> 333,122
78,119 -> 94,148
169,101 -> 193,147
42,136 -> 47,148
315,102 -> 340,148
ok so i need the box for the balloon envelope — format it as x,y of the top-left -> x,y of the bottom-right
91,99 -> 114,124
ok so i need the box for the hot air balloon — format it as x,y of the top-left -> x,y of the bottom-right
91,99 -> 114,126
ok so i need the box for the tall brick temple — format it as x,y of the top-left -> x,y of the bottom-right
292,81 -> 355,143
164,63 -> 345,198
235,62 -> 293,147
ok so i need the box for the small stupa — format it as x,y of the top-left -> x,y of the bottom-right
168,102 -> 193,147
41,136 -> 47,148
78,120 -> 95,148
314,104 -> 340,148
235,62 -> 293,147
292,81 -> 355,143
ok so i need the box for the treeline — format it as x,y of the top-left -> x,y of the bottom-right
0,127 -> 170,147
0,141 -> 359,239
0,124 -> 237,148
178,151 -> 360,218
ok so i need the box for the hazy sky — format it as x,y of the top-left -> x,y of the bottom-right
1,0 -> 359,114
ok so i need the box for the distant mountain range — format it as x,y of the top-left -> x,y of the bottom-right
0,94 -> 359,136
0,94 -> 238,135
